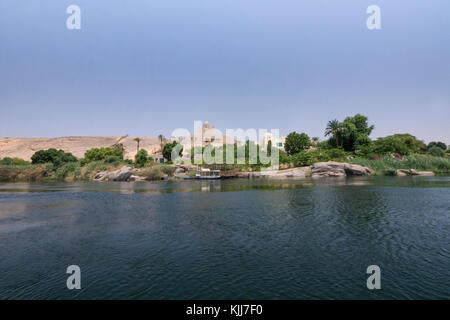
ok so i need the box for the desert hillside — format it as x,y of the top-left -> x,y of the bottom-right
0,136 -> 162,161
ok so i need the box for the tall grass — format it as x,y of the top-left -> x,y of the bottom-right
137,165 -> 175,180
348,155 -> 450,175
0,164 -> 50,182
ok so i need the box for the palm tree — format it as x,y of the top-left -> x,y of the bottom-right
134,137 -> 141,152
325,119 -> 341,148
158,134 -> 164,152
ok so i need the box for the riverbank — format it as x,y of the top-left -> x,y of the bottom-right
1,155 -> 449,183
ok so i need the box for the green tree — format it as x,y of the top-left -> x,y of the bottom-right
31,149 -> 77,167
373,134 -> 426,155
325,119 -> 342,148
135,149 -> 149,167
82,146 -> 124,164
427,141 -> 447,151
162,141 -> 183,162
284,132 -> 311,156
340,114 -> 374,151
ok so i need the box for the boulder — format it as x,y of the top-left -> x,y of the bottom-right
397,169 -> 435,176
93,166 -> 133,182
108,166 -> 133,181
128,175 -> 145,182
311,162 -> 346,178
174,167 -> 185,174
260,167 -> 309,179
311,162 -> 372,178
343,163 -> 373,176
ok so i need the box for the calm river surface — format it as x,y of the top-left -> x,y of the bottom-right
0,177 -> 449,299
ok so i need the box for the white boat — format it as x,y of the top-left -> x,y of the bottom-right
195,168 -> 221,179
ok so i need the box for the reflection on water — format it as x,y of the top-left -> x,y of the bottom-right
1,176 -> 449,194
0,176 -> 449,299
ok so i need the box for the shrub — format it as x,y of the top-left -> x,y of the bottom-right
104,155 -> 121,164
55,162 -> 81,180
279,151 -> 291,164
31,149 -> 77,167
428,146 -> 445,157
427,141 -> 447,151
134,149 -> 150,168
291,152 -> 312,166
162,141 -> 182,162
373,134 -> 426,155
80,161 -> 122,180
82,146 -> 123,165
326,148 -> 347,160
0,157 -> 30,166
284,132 -> 311,156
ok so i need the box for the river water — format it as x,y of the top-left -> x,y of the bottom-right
0,177 -> 449,299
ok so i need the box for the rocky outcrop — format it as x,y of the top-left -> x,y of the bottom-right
260,167 -> 310,179
128,175 -> 145,182
311,162 -> 372,178
94,166 -> 134,182
397,169 -> 435,176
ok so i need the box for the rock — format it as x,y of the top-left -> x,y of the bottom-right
108,166 -> 133,181
416,171 -> 435,176
343,163 -> 373,176
174,167 -> 185,174
260,167 -> 309,179
311,162 -> 372,178
128,175 -> 145,182
397,169 -> 435,176
93,171 -> 108,181
311,162 -> 346,178
93,166 -> 133,182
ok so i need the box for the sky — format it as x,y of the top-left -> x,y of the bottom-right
0,0 -> 449,144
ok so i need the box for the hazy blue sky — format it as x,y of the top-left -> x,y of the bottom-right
0,0 -> 449,144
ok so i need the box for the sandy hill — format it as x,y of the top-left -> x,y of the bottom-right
0,136 -> 162,161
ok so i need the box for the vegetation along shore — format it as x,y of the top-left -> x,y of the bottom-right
1,114 -> 449,182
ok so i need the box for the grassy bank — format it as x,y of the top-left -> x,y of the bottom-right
348,155 -> 450,175
1,154 -> 449,183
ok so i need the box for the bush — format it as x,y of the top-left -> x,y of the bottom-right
279,151 -> 291,164
80,161 -> 122,180
284,132 -> 311,156
81,146 -> 123,165
373,134 -> 426,155
0,157 -> 30,166
31,149 -> 77,167
326,148 -> 347,160
55,162 -> 81,180
291,152 -> 312,166
428,146 -> 445,157
134,149 -> 150,168
427,141 -> 447,151
104,155 -> 121,164
163,141 -> 182,162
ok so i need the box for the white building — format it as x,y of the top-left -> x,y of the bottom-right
259,132 -> 286,152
